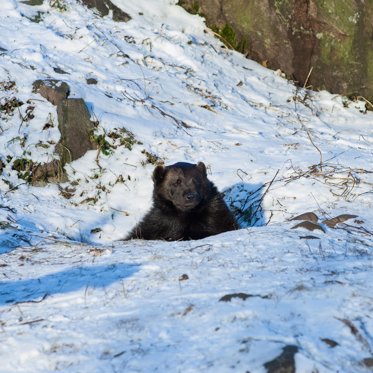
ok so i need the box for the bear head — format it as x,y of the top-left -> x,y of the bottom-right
152,162 -> 210,212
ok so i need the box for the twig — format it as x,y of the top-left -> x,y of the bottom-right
4,182 -> 27,195
210,30 -> 236,50
253,169 -> 279,218
13,293 -> 49,306
20,318 -> 45,326
302,122 -> 323,170
357,95 -> 373,110
0,204 -> 17,213
236,168 -> 248,181
148,102 -> 191,135
335,223 -> 373,237
303,66 -> 313,89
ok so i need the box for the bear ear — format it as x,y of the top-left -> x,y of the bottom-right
152,165 -> 166,183
196,161 -> 207,176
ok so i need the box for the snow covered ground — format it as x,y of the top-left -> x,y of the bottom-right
0,0 -> 372,372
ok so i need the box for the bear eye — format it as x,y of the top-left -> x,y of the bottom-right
174,178 -> 182,187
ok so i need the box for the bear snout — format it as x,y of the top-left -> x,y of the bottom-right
184,191 -> 198,201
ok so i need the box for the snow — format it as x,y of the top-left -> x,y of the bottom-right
0,0 -> 372,372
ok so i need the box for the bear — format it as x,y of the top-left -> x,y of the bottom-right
125,161 -> 237,241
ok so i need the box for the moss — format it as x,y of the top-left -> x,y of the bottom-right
178,1 -> 202,16
190,1 -> 201,15
366,48 -> 373,100
236,38 -> 247,54
223,0 -> 287,54
92,134 -> 113,156
141,150 -> 160,165
12,158 -> 34,182
92,127 -> 142,156
108,128 -> 142,150
317,0 -> 356,65
49,0 -> 67,12
314,0 -> 373,95
22,0 -> 43,5
273,0 -> 292,18
220,24 -> 237,48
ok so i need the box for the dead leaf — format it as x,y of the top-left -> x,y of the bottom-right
361,358 -> 373,368
320,338 -> 339,348
200,104 -> 215,112
182,304 -> 194,316
88,248 -> 111,256
290,212 -> 318,223
337,318 -> 370,351
323,214 -> 358,228
291,221 -> 325,233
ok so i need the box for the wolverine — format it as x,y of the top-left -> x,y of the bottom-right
126,161 -> 237,241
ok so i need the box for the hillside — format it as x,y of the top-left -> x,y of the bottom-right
0,1 -> 372,372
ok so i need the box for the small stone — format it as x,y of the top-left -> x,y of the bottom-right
86,77 -> 98,85
53,67 -> 68,74
264,345 -> 298,373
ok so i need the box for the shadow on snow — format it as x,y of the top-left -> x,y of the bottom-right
0,262 -> 140,306
223,182 -> 266,228
0,216 -> 39,254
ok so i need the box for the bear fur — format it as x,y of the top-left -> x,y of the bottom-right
125,161 -> 237,241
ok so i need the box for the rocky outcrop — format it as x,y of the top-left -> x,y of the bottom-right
12,159 -> 64,186
30,80 -> 97,185
56,98 -> 96,164
179,0 -> 373,103
32,79 -> 70,105
80,0 -> 131,22
32,79 -> 96,165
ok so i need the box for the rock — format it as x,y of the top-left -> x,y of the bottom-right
32,79 -> 70,105
56,98 -> 97,164
263,345 -> 298,373
31,160 -> 66,185
12,158 -> 65,186
18,85 -> 97,185
219,293 -> 251,302
219,292 -> 270,302
80,0 -> 131,22
86,77 -> 98,85
53,67 -> 69,75
179,0 -> 373,103
361,358 -> 373,368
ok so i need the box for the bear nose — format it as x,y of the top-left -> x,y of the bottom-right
185,192 -> 197,201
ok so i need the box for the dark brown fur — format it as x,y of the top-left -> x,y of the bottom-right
125,162 -> 237,241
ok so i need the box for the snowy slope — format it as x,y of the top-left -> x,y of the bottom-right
0,0 -> 372,372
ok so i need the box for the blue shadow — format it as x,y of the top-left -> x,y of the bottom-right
0,262 -> 140,306
223,182 -> 266,227
0,217 -> 46,255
